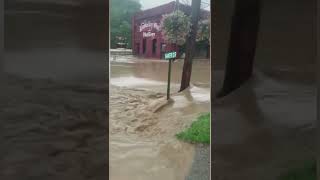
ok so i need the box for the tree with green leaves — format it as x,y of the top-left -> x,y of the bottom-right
110,0 -> 141,49
160,9 -> 210,56
160,10 -> 191,45
196,19 -> 210,58
196,19 -> 210,42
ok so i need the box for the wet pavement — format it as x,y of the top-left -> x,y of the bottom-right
186,144 -> 210,180
110,56 -> 210,180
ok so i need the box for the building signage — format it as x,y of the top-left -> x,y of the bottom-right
143,32 -> 155,38
139,22 -> 161,32
165,51 -> 177,59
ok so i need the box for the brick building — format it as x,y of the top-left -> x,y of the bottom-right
132,1 -> 210,59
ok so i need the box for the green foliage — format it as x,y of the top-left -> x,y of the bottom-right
110,0 -> 141,48
196,19 -> 210,42
160,10 -> 191,45
176,113 -> 210,144
279,160 -> 316,180
161,10 -> 210,49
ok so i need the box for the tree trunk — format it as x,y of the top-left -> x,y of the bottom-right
179,0 -> 201,91
217,0 -> 261,97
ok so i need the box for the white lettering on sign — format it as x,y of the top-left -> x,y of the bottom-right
165,51 -> 177,59
139,22 -> 161,32
143,32 -> 155,38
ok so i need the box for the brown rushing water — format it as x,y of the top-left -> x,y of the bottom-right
110,56 -> 210,180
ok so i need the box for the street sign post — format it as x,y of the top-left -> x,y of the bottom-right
164,51 -> 177,100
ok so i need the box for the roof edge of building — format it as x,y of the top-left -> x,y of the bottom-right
139,1 -> 175,13
134,1 -> 210,21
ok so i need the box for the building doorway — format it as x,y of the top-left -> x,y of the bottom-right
152,39 -> 157,55
142,38 -> 146,54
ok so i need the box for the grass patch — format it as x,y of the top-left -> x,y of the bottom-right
279,160 -> 316,180
176,113 -> 210,144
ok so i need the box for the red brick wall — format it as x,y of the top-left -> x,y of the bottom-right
133,20 -> 177,58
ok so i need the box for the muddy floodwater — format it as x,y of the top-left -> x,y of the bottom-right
109,56 -> 210,180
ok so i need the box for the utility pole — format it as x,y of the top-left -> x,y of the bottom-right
179,0 -> 201,91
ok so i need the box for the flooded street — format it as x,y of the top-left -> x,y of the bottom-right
109,56 -> 210,180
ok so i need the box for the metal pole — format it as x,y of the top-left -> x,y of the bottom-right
167,58 -> 172,100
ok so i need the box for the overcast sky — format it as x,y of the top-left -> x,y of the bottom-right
138,0 -> 210,11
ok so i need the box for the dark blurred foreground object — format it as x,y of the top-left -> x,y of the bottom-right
217,0 -> 261,97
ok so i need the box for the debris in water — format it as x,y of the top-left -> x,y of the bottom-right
146,97 -> 171,113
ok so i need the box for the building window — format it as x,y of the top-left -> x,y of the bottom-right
152,39 -> 157,55
142,38 -> 146,54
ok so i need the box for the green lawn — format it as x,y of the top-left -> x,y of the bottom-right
279,160 -> 316,180
176,113 -> 210,144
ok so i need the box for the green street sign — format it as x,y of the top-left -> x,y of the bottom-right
164,51 -> 177,60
